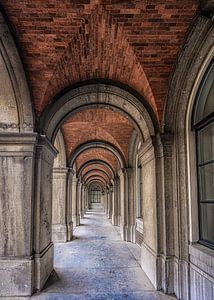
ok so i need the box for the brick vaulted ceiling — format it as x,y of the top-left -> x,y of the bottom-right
62,108 -> 133,159
62,108 -> 133,175
1,1 -> 198,181
2,0 -> 198,119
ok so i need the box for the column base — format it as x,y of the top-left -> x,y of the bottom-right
120,224 -> 135,242
112,215 -> 120,226
0,257 -> 34,297
34,242 -> 54,291
67,222 -> 73,241
52,223 -> 73,243
80,210 -> 85,219
72,215 -> 80,227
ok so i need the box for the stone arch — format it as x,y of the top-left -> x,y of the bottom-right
82,169 -> 111,183
0,11 -> 34,133
86,175 -> 108,185
87,179 -> 106,189
36,83 -> 159,294
38,84 -> 156,143
78,159 -> 115,178
68,140 -> 125,169
163,14 -> 214,299
81,164 -> 113,181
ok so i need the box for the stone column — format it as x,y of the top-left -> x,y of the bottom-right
71,177 -> 79,227
33,135 -> 57,291
154,134 -> 175,293
0,133 -> 36,297
76,179 -> 82,224
112,177 -> 120,226
107,185 -> 112,219
66,168 -> 74,241
84,186 -> 89,212
103,189 -> 108,213
138,138 -> 160,290
80,183 -> 85,218
52,167 -> 69,242
120,167 -> 135,242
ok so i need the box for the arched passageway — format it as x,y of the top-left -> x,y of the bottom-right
0,3 -> 213,300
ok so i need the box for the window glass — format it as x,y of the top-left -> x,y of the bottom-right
194,62 -> 214,125
198,122 -> 214,163
193,59 -> 214,248
199,163 -> 214,201
200,203 -> 214,243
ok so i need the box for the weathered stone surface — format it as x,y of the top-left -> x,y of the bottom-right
0,259 -> 34,296
34,136 -> 57,290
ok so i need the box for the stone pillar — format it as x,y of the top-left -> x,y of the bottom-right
154,134 -> 175,293
80,183 -> 85,218
66,168 -> 74,241
103,189 -> 108,213
107,185 -> 112,219
112,177 -> 120,226
34,136 -> 57,291
138,138 -> 160,290
52,167 -> 70,242
71,177 -> 79,227
120,167 -> 135,242
0,133 -> 36,297
83,185 -> 88,213
76,179 -> 82,224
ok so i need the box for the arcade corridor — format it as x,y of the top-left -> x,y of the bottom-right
0,2 -> 213,299
32,204 -> 175,300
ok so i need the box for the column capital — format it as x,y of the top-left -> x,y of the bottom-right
77,178 -> 83,186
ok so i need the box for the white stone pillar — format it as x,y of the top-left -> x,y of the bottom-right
80,183 -> 85,218
34,136 -> 57,291
138,138 -> 159,290
84,185 -> 88,212
107,186 -> 112,219
52,167 -> 69,242
66,168 -> 74,240
0,133 -> 36,296
76,179 -> 82,224
119,167 -> 135,242
112,177 -> 120,226
71,177 -> 79,227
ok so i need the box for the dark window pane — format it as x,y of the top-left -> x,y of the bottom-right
198,122 -> 214,163
199,163 -> 214,201
194,62 -> 214,125
200,203 -> 214,243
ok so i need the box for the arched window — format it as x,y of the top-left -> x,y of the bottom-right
192,59 -> 214,249
89,184 -> 102,203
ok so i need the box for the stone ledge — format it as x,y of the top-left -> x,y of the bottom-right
189,244 -> 214,278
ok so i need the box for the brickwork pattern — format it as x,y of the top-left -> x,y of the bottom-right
76,148 -> 118,172
81,164 -> 113,179
2,0 -> 198,121
62,108 -> 133,160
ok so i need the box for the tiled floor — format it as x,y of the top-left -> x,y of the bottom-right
32,204 -> 176,300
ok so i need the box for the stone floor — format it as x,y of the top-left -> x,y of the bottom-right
32,204 -> 176,300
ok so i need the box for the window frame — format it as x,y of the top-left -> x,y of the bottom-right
192,59 -> 214,249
